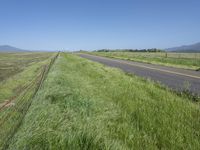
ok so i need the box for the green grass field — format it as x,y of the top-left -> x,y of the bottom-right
88,51 -> 200,70
0,52 -> 54,103
3,53 -> 200,149
0,52 -> 53,81
0,52 -> 56,149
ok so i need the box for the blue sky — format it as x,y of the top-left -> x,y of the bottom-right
0,0 -> 199,50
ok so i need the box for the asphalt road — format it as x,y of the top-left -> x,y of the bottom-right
78,53 -> 200,96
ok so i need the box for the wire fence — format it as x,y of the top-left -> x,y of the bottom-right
105,52 -> 200,59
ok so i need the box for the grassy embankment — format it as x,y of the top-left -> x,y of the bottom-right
7,53 -> 200,149
87,51 -> 200,70
0,52 -> 56,149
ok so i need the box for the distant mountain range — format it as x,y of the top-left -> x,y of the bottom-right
1,43 -> 200,53
0,45 -> 29,52
166,42 -> 200,52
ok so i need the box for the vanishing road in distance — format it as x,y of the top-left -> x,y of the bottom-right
78,53 -> 200,96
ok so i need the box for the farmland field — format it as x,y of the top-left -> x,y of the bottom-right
87,51 -> 200,70
0,53 -> 53,81
0,52 -> 54,103
0,52 -> 56,149
2,53 -> 199,149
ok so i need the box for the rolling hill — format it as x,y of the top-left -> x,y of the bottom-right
0,45 -> 29,52
167,42 -> 200,52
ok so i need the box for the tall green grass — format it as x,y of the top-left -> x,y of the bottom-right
0,53 -> 57,149
88,52 -> 200,70
7,53 -> 200,149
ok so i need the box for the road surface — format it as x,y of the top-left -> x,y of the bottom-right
78,53 -> 200,96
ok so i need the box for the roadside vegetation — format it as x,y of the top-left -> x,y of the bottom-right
0,52 -> 56,149
86,51 -> 200,70
6,53 -> 200,149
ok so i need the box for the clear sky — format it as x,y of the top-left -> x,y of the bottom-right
0,0 -> 199,50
